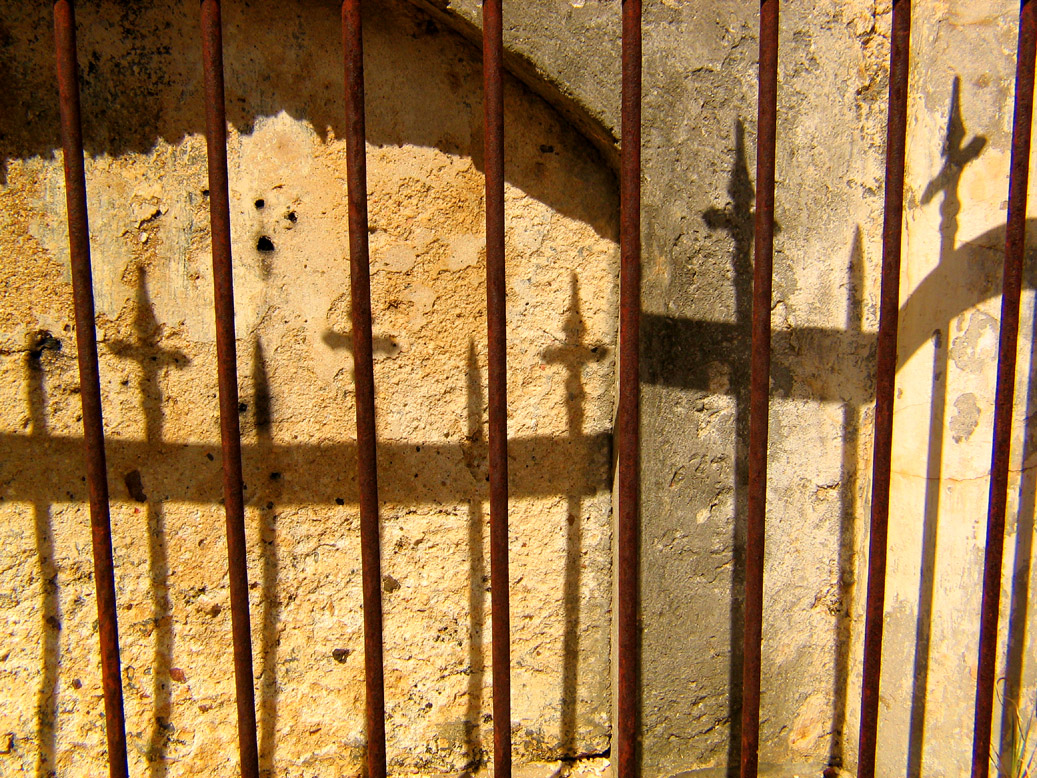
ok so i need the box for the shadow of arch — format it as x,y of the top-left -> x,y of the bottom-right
0,0 -> 616,242
895,221 -> 1037,370
893,217 -> 1037,778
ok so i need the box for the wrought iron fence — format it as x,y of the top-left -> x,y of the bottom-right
45,1 -> 1036,777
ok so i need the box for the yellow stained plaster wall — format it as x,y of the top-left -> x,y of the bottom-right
0,2 -> 618,776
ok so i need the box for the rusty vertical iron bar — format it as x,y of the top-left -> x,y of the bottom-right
53,3 -> 130,776
740,2 -> 778,777
199,3 -> 261,777
342,4 -> 388,778
856,2 -> 911,776
482,2 -> 512,776
972,3 -> 1037,776
617,1 -> 641,777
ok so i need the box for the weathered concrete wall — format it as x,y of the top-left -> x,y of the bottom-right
4,0 -> 1037,777
411,1 -> 1037,777
0,1 -> 618,776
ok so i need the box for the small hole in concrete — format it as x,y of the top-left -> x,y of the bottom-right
332,648 -> 351,663
257,236 -> 275,252
254,198 -> 265,209
287,211 -> 298,223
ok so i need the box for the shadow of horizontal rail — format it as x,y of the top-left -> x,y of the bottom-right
642,315 -> 876,403
0,431 -> 612,506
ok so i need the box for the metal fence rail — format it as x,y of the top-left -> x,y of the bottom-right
45,0 -> 1036,776
856,2 -> 911,776
53,3 -> 129,776
739,2 -> 778,776
617,1 -> 642,777
481,3 -> 515,778
341,3 -> 388,778
199,3 -> 261,776
972,3 -> 1037,777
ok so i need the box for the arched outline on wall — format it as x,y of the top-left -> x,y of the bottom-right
0,0 -> 621,773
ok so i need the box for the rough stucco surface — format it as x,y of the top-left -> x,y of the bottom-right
411,1 -> 1037,776
0,1 -> 619,776
4,0 -> 1037,777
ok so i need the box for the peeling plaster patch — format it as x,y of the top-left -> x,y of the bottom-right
326,292 -> 352,332
406,282 -> 437,329
950,392 -> 981,443
788,692 -> 827,755
444,233 -> 484,272
376,241 -> 418,274
950,310 -> 999,373
706,361 -> 730,394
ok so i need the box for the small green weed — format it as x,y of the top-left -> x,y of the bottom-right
992,679 -> 1037,778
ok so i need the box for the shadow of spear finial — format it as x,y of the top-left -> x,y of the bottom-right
541,273 -> 610,438
920,76 -> 987,252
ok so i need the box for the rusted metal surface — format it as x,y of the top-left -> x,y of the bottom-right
53,3 -> 129,775
617,0 -> 641,776
740,2 -> 778,777
971,3 -> 1036,776
342,3 -> 388,777
482,2 -> 513,776
199,3 -> 260,776
856,2 -> 912,775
